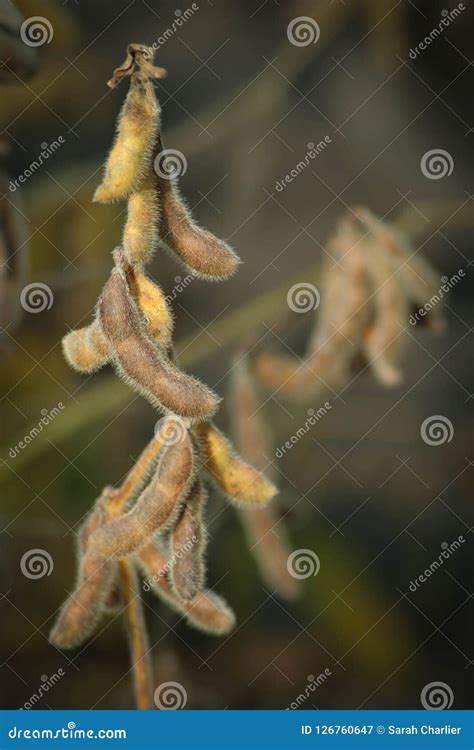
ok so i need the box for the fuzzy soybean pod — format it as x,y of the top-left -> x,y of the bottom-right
137,542 -> 235,635
123,175 -> 160,267
154,137 -> 240,281
49,502 -> 117,648
62,269 -> 174,374
363,236 -> 409,386
195,421 -> 277,504
169,478 -> 207,601
89,427 -> 195,559
93,73 -> 159,203
355,206 -> 444,332
62,319 -> 111,374
99,255 -> 220,421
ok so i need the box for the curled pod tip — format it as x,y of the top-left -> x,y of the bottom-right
196,422 -> 277,505
157,179 -> 241,281
62,319 -> 110,374
136,542 -> 235,636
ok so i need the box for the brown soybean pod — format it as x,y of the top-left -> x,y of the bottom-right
169,478 -> 207,601
89,431 -> 195,558
137,542 -> 235,635
155,136 -> 240,281
99,259 -> 220,421
49,505 -> 117,648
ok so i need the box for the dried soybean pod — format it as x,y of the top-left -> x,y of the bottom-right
231,358 -> 300,600
169,478 -> 207,601
241,505 -> 299,601
196,421 -> 276,504
155,134 -> 240,281
62,319 -> 111,374
363,236 -> 409,386
99,255 -> 220,420
49,504 -> 117,648
93,72 -> 159,203
137,543 -> 235,635
123,176 -> 160,267
89,428 -> 195,558
355,206 -> 444,331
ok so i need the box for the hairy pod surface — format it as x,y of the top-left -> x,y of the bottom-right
62,319 -> 111,374
123,177 -> 160,267
196,421 -> 276,504
93,74 -> 159,203
99,262 -> 220,420
157,175 -> 240,281
89,429 -> 195,558
137,543 -> 235,635
169,478 -> 207,601
49,506 -> 117,648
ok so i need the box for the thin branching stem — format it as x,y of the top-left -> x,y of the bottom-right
119,559 -> 154,710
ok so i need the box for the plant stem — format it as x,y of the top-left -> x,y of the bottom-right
119,558 -> 154,710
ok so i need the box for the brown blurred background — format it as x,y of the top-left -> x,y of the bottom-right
0,0 -> 472,710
